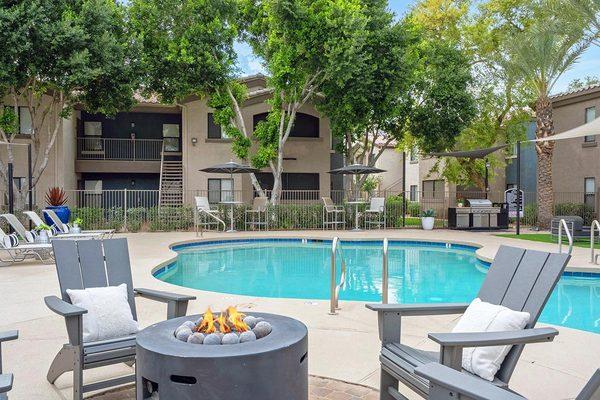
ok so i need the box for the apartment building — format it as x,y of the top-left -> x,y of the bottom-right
2,74 -> 344,208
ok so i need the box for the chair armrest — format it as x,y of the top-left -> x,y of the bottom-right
0,373 -> 14,394
366,303 -> 469,316
134,288 -> 196,319
428,327 -> 559,347
44,295 -> 87,317
414,363 -> 526,400
134,288 -> 196,302
0,331 -> 18,343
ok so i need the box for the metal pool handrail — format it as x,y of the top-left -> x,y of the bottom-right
330,237 -> 347,315
591,220 -> 600,264
382,238 -> 389,304
558,218 -> 573,255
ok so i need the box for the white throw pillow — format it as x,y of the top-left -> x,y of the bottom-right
67,284 -> 139,342
452,298 -> 530,381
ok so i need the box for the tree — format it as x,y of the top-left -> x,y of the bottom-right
237,0 -> 370,203
0,0 -> 138,203
128,0 -> 266,195
567,75 -> 600,91
501,16 -> 592,227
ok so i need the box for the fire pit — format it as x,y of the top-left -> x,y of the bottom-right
136,311 -> 308,400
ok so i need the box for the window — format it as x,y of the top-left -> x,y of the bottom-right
208,179 -> 233,203
84,180 -> 103,194
162,124 -> 180,152
83,121 -> 103,151
585,177 -> 596,209
422,179 -> 445,199
207,113 -> 228,139
255,172 -> 320,200
409,185 -> 418,201
409,146 -> 419,162
19,107 -> 32,135
253,112 -> 319,138
585,107 -> 596,142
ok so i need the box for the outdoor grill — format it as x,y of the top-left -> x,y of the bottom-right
136,312 -> 308,400
448,198 -> 508,230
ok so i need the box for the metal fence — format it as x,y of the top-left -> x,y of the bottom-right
76,137 -> 163,161
0,188 -> 598,232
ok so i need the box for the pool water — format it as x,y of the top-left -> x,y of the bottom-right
156,240 -> 600,334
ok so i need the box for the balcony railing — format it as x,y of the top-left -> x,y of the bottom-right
77,137 -> 163,161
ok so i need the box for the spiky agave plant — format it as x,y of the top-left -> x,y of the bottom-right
45,187 -> 68,206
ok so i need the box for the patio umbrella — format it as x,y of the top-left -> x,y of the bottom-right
328,164 -> 386,175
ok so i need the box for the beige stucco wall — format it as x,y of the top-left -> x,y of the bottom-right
551,92 -> 600,195
374,146 -> 403,191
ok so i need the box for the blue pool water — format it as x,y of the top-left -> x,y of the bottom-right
156,239 -> 600,334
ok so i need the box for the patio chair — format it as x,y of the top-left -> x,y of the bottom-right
366,245 -> 570,400
245,196 -> 269,230
364,197 -> 386,229
40,209 -> 114,238
0,330 -> 18,400
415,363 -> 600,400
0,226 -> 53,265
194,196 -> 226,235
322,197 -> 346,230
45,238 -> 196,400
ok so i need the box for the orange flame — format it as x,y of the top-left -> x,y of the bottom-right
227,306 -> 249,332
217,312 -> 231,333
197,307 -> 216,334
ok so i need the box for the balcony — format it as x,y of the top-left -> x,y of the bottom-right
75,137 -> 164,173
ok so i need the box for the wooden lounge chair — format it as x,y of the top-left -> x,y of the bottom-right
45,238 -> 196,400
245,196 -> 269,230
322,197 -> 346,230
364,197 -> 386,229
40,210 -> 114,238
415,363 -> 600,400
366,245 -> 570,400
0,226 -> 53,264
0,330 -> 18,400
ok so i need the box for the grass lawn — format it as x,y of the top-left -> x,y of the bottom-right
496,233 -> 600,249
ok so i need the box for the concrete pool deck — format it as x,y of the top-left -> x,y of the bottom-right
1,229 -> 598,399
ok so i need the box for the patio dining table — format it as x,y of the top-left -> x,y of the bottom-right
220,200 -> 244,232
346,200 -> 368,231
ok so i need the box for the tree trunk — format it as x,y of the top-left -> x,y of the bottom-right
535,96 -> 555,229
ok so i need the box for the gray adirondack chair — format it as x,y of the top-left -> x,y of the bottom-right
0,330 -> 18,400
366,245 -> 571,400
45,238 -> 196,400
415,363 -> 600,400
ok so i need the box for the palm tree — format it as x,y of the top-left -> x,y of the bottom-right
502,22 -> 591,228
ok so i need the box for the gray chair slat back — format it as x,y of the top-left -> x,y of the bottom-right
77,240 -> 108,288
103,239 -> 137,320
479,245 -> 570,384
576,369 -> 600,400
52,239 -> 138,319
52,240 -> 84,302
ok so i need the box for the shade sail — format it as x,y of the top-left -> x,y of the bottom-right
428,144 -> 508,159
328,164 -> 386,175
200,161 -> 259,174
531,117 -> 600,142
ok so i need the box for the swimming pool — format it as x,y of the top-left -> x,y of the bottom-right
155,239 -> 600,334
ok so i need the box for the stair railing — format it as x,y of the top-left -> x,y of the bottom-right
382,238 -> 389,304
158,142 -> 166,210
329,237 -> 348,315
558,218 -> 573,255
590,220 -> 600,264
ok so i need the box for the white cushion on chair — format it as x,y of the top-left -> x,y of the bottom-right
452,298 -> 530,381
67,284 -> 139,342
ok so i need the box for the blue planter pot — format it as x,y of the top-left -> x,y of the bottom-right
44,206 -> 71,226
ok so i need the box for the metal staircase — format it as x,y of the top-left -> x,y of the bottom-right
158,149 -> 183,208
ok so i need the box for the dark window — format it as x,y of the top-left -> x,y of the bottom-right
208,113 -> 226,139
253,112 -> 319,138
422,179 -> 444,200
585,177 -> 596,209
255,172 -> 319,200
409,185 -> 418,201
585,107 -> 596,143
208,178 -> 233,203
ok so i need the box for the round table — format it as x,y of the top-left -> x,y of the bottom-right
346,200 -> 367,231
220,200 -> 244,232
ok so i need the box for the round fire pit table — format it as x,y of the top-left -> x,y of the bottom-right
135,312 -> 308,400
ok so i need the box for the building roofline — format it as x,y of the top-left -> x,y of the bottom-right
550,84 -> 600,103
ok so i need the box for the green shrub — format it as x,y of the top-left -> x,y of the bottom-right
523,203 -> 537,226
126,207 -> 146,232
554,202 -> 595,225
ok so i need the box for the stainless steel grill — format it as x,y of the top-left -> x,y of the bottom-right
451,199 -> 506,229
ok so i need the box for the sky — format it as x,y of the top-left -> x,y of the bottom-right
234,0 -> 600,94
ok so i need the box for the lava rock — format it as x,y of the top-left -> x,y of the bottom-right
175,328 -> 193,342
187,333 -> 205,344
252,321 -> 272,339
239,330 -> 257,343
221,333 -> 240,345
243,316 -> 258,329
182,320 -> 197,330
203,333 -> 222,345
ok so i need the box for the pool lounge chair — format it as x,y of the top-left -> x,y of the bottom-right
0,226 -> 53,264
364,197 -> 386,229
40,210 -> 114,238
322,197 -> 346,230
245,196 -> 269,231
45,238 -> 196,400
1,213 -> 97,241
367,245 -> 570,400
415,363 -> 600,400
0,330 -> 18,400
